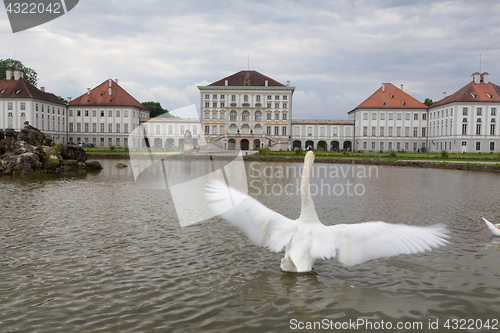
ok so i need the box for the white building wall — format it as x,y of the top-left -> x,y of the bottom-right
349,108 -> 428,152
199,86 -> 294,139
0,98 -> 67,144
67,106 -> 142,146
429,102 -> 500,153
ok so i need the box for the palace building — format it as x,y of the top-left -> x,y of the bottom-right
3,68 -> 500,153
427,72 -> 500,153
348,83 -> 429,152
0,69 -> 67,144
197,70 -> 295,150
68,79 -> 150,147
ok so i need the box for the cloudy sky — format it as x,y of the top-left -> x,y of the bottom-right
2,0 -> 500,119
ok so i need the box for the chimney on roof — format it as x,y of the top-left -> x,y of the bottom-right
5,69 -> 12,80
87,88 -> 90,95
472,72 -> 481,84
481,72 -> 489,84
286,80 -> 290,86
68,97 -> 72,103
109,79 -> 112,95
265,80 -> 268,87
400,84 -> 403,91
443,92 -> 447,98
225,80 -> 228,86
115,79 -> 118,84
40,87 -> 45,92
382,83 -> 385,92
13,69 -> 22,81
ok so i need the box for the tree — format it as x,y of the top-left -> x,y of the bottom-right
0,58 -> 38,86
423,98 -> 434,106
141,101 -> 169,118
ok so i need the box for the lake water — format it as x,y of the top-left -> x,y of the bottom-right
1,158 -> 499,333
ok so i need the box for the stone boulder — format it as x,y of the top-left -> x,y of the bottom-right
84,160 -> 104,170
13,141 -> 37,155
61,159 -> 78,167
36,146 -> 62,172
0,140 -> 8,156
17,125 -> 54,147
60,145 -> 87,162
1,152 -> 43,173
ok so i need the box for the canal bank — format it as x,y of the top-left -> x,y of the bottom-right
87,151 -> 500,172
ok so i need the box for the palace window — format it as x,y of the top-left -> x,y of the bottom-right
230,110 -> 237,121
242,111 -> 249,121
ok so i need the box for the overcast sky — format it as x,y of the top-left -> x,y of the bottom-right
2,0 -> 500,119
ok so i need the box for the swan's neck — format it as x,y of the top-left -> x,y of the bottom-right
299,154 -> 319,222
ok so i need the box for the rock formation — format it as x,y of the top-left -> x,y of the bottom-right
0,125 -> 103,174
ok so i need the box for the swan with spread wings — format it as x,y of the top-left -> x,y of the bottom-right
206,151 -> 450,272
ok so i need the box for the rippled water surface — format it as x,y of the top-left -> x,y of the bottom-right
1,158 -> 499,333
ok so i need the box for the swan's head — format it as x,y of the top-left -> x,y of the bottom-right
305,150 -> 315,163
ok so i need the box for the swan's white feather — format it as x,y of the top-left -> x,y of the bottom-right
483,217 -> 500,236
330,222 -> 450,267
205,180 -> 296,251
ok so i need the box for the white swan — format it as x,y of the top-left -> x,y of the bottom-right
206,151 -> 450,272
482,217 -> 500,236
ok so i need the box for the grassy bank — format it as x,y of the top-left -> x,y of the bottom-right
251,148 -> 500,163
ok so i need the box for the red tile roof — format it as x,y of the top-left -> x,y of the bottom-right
352,83 -> 427,111
209,70 -> 286,87
69,79 -> 149,110
431,80 -> 500,108
0,78 -> 66,105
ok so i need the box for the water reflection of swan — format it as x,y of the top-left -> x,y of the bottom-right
206,151 -> 450,273
482,217 -> 500,236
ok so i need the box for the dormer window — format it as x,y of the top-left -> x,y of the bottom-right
0,89 -> 5,94
15,89 -> 21,94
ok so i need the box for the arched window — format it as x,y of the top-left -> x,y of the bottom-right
230,110 -> 237,121
242,111 -> 250,121
254,124 -> 262,134
229,124 -> 237,134
242,124 -> 250,134
212,111 -> 218,119
255,111 -> 262,121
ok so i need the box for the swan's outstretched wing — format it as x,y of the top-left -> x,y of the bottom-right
482,217 -> 500,236
205,180 -> 297,252
318,222 -> 450,267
